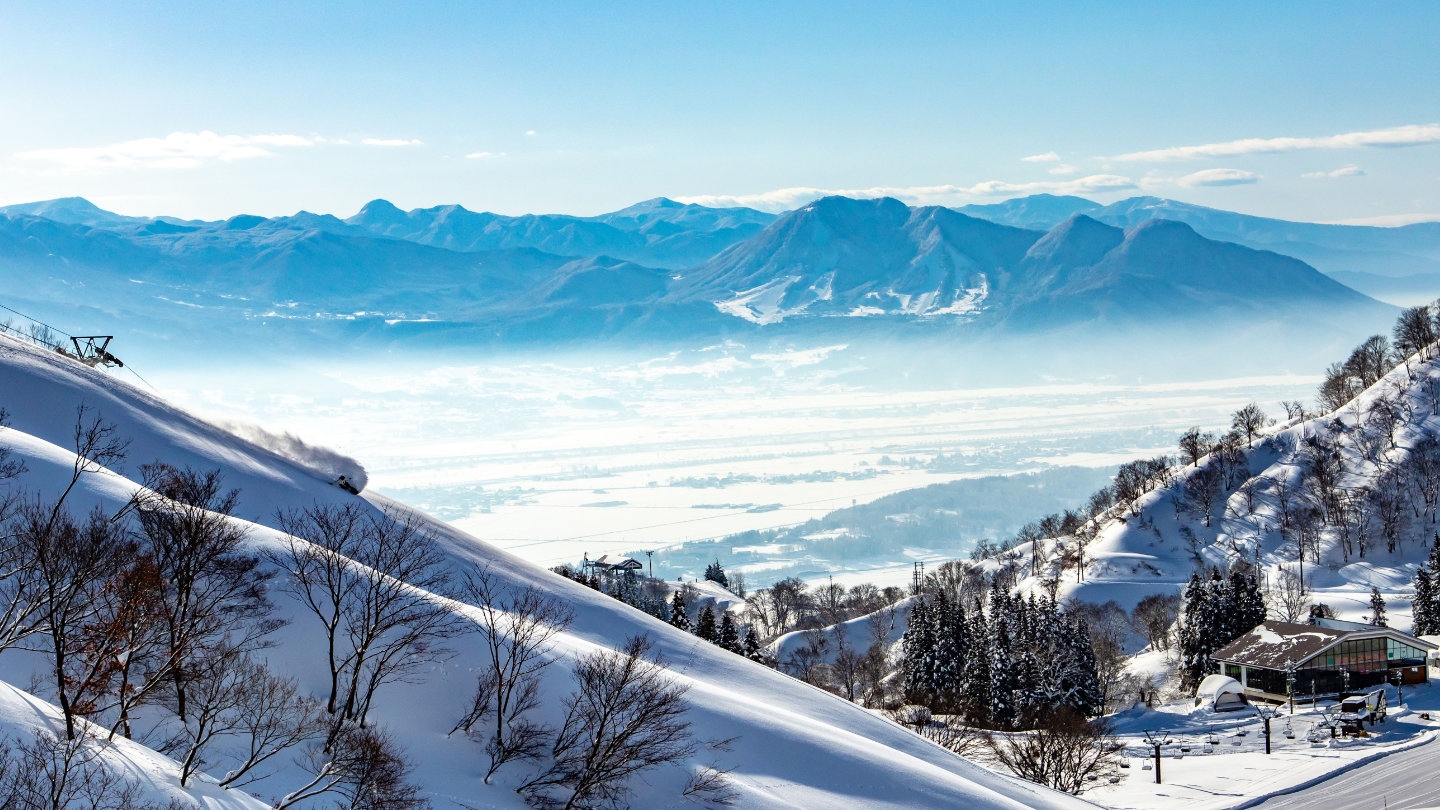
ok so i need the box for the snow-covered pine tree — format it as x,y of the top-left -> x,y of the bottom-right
900,595 -> 935,706
928,590 -> 957,708
719,611 -> 741,653
1368,586 -> 1388,626
988,616 -> 1020,729
1178,572 -> 1212,689
1060,610 -> 1103,717
1225,569 -> 1267,641
704,559 -> 729,588
669,589 -> 691,632
1413,568 -> 1437,635
959,608 -> 991,726
743,627 -> 763,662
695,605 -> 719,642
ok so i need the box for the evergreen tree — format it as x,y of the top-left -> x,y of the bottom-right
1369,586 -> 1388,626
1179,568 -> 1267,689
742,627 -> 762,661
695,605 -> 719,643
1413,568 -> 1437,635
719,611 -> 741,653
901,595 -> 936,705
1415,539 -> 1440,635
959,609 -> 991,726
669,589 -> 691,632
988,618 -> 1020,729
704,560 -> 729,588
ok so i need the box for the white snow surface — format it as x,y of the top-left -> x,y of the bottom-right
0,681 -> 271,809
1012,350 -> 1440,626
0,333 -> 1092,809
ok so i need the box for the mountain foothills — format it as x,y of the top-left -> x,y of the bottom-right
0,332 -> 1092,808
0,193 -> 1416,351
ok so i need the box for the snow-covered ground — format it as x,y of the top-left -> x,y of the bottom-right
0,332 -> 1094,808
1093,680 -> 1440,810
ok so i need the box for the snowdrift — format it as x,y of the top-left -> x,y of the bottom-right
0,333 -> 1092,809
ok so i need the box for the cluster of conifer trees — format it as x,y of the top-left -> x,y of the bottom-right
1177,569 -> 1266,688
900,589 -> 1101,729
1410,538 -> 1440,635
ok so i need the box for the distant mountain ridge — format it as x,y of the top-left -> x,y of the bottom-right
0,194 -> 1398,349
954,194 -> 1440,303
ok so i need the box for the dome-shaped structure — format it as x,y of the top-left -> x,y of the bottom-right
1195,674 -> 1248,712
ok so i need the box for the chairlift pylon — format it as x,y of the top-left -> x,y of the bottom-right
69,336 -> 123,368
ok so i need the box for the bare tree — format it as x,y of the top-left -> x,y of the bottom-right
275,725 -> 428,810
985,712 -> 1122,795
1182,464 -> 1225,527
1129,593 -> 1180,651
1231,403 -> 1270,448
170,645 -> 325,789
520,635 -> 698,810
273,502 -> 460,730
1404,438 -> 1440,524
1270,565 -> 1311,622
1178,428 -> 1215,467
132,464 -> 277,724
14,501 -> 134,740
1394,305 -> 1437,365
0,729 -> 183,810
452,565 -> 572,783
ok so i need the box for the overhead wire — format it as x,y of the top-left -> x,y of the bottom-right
0,298 -> 163,395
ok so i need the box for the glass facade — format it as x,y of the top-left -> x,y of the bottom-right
1225,635 -> 1429,698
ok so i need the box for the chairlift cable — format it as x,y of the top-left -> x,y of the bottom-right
125,365 -> 164,396
0,301 -> 73,335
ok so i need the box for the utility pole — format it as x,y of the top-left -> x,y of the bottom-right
1142,730 -> 1171,784
644,550 -> 654,578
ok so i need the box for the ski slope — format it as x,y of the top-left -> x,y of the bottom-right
0,332 -> 1093,809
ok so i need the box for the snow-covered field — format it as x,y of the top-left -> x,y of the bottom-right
1095,680 -> 1440,810
143,341 -> 1319,583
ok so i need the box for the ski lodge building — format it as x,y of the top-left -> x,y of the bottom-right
1211,618 -> 1434,701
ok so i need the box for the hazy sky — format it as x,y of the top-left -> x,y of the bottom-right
3,2 -> 1437,222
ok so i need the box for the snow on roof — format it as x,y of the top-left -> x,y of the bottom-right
1212,621 -> 1347,670
1214,620 -> 1434,670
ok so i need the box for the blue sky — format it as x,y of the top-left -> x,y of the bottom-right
2,1 -> 1437,222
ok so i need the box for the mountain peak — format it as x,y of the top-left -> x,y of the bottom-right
349,198 -> 408,223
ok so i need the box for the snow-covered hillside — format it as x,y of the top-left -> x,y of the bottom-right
0,332 -> 1092,809
1013,342 -> 1440,628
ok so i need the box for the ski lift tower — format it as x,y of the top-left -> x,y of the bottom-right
69,336 -> 124,368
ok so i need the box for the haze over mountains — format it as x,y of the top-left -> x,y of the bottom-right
0,192 -> 1422,353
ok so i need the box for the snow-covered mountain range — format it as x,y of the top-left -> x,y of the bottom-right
0,194 -> 1401,351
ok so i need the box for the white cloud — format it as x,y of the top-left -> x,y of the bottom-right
465,151 -> 507,159
525,130 -> 537,136
1321,212 -> 1440,226
361,138 -> 423,147
1048,164 -> 1079,176
1176,168 -> 1261,187
1112,123 -> 1440,162
16,131 -> 316,170
674,174 -> 1137,212
1301,165 -> 1366,179
1021,151 -> 1060,163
